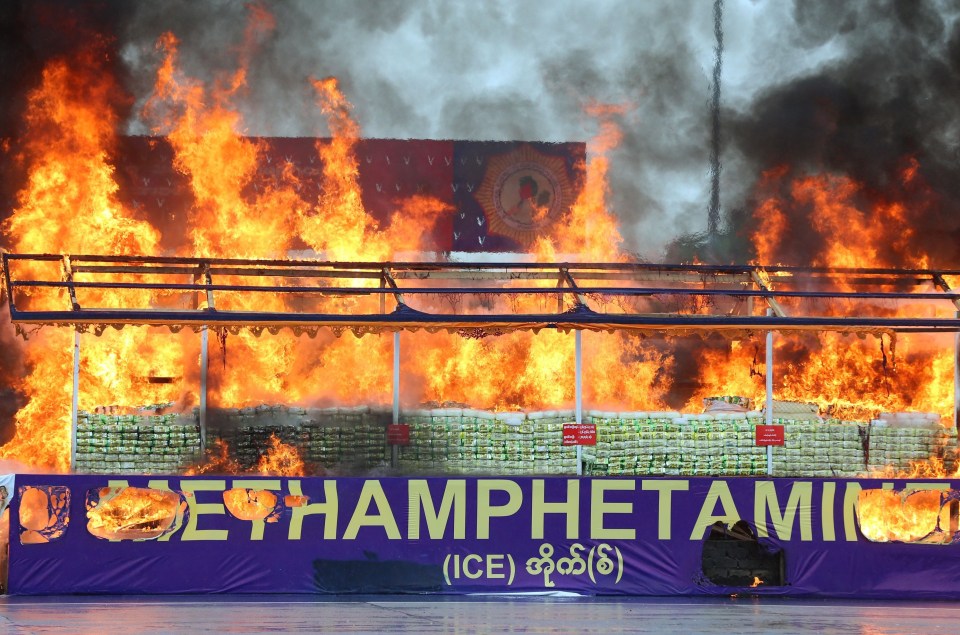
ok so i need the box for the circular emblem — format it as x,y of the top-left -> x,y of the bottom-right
476,145 -> 572,247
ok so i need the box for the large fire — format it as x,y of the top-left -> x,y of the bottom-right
0,4 -> 957,483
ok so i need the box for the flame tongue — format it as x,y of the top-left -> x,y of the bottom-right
257,434 -> 305,477
1,43 -> 164,472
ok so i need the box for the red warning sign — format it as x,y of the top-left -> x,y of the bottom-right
755,424 -> 785,447
562,423 -> 597,446
387,423 -> 410,446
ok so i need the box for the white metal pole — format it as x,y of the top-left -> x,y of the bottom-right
955,311 -> 959,430
766,309 -> 774,476
70,329 -> 80,473
392,330 -> 400,468
199,326 -> 208,452
575,329 -> 583,476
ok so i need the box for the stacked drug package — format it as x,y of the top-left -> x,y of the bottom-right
582,408 -> 768,477
207,405 -> 390,472
75,406 -> 201,474
397,408 -> 579,475
866,412 -> 954,473
769,419 -> 866,477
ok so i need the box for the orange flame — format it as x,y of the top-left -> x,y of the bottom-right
185,439 -> 242,476
1,6 -> 956,482
1,44 -> 166,471
257,434 -> 305,477
86,486 -> 181,540
534,102 -> 627,262
857,488 -> 948,543
223,487 -> 278,521
739,160 -> 953,423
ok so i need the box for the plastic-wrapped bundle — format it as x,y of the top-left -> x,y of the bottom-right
703,396 -> 751,413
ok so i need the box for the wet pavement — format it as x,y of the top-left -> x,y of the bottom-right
0,595 -> 958,635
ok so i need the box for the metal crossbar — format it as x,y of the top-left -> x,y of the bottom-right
4,252 -> 960,333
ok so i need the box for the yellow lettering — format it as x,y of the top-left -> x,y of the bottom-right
477,480 -> 523,539
486,554 -> 505,579
641,479 -> 688,539
689,481 -> 739,540
590,480 -> 635,540
344,480 -> 400,540
754,481 -> 812,541
821,481 -> 836,542
181,479 -> 229,541
532,479 -> 580,539
843,482 -> 862,541
463,554 -> 483,579
288,480 -> 338,540
408,479 -> 466,540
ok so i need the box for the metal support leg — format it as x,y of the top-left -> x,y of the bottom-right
392,330 -> 400,468
199,326 -> 208,452
765,310 -> 774,476
71,329 -> 80,473
575,330 -> 583,476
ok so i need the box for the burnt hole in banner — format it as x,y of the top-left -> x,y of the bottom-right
857,488 -> 960,544
700,520 -> 785,588
86,486 -> 183,541
223,488 -> 280,522
284,495 -> 310,508
18,486 -> 70,544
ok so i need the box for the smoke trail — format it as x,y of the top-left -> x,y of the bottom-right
707,0 -> 723,237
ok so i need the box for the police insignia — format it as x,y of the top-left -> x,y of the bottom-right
475,145 -> 573,248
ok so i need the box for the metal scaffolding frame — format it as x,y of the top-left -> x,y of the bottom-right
4,253 -> 960,332
4,252 -> 960,474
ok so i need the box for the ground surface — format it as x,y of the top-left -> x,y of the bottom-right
0,595 -> 958,634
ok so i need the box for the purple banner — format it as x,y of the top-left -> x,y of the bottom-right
8,474 -> 960,597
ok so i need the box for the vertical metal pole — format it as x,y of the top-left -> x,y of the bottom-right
954,311 -> 959,430
575,329 -> 583,476
199,326 -> 208,451
765,309 -> 774,476
392,330 -> 400,468
70,329 -> 80,473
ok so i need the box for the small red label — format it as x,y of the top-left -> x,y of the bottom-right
562,423 -> 597,446
755,424 -> 785,446
387,423 -> 410,446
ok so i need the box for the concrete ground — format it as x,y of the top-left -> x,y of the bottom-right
0,595 -> 958,635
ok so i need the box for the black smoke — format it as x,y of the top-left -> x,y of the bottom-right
717,0 -> 960,267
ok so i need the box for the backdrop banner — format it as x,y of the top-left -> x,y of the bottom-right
116,137 -> 586,254
7,474 -> 958,596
